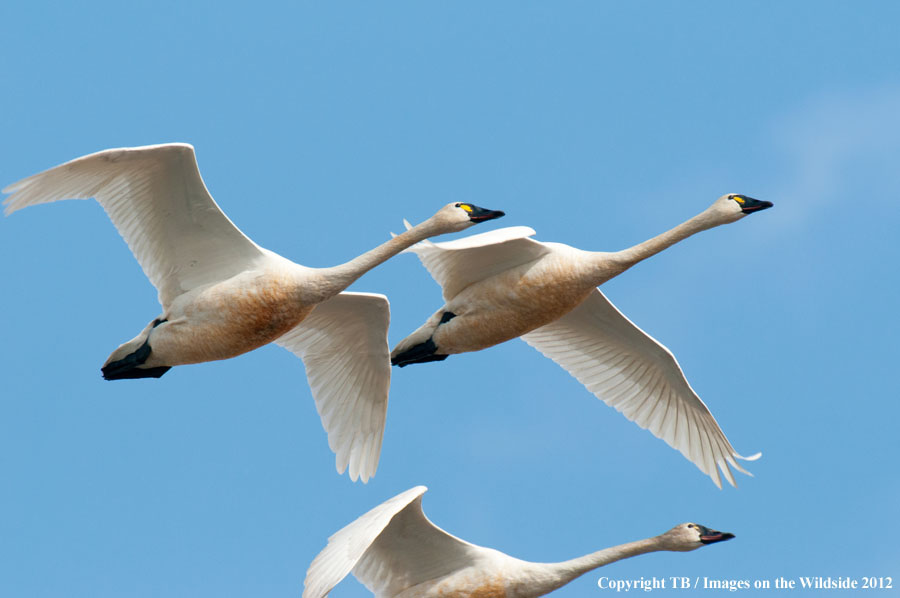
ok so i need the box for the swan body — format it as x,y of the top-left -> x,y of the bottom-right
2,143 -> 504,482
303,486 -> 735,598
391,195 -> 772,487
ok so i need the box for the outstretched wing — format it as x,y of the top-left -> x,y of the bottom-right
3,143 -> 265,307
304,486 -> 484,598
275,292 -> 391,483
521,289 -> 760,488
403,225 -> 550,300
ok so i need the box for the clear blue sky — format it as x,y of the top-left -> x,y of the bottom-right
1,2 -> 898,596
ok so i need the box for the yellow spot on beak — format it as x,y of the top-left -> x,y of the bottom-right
733,196 -> 745,204
460,204 -> 474,213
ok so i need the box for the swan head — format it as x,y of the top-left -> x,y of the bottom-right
658,522 -> 735,552
710,194 -> 773,223
429,202 -> 506,233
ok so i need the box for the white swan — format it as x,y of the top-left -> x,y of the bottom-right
2,143 -> 505,482
304,486 -> 735,598
391,195 -> 772,487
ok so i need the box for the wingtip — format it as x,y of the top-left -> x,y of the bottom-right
709,468 -> 724,490
336,447 -> 381,484
357,451 -> 376,485
2,181 -> 26,212
335,456 -> 350,478
718,460 -> 738,488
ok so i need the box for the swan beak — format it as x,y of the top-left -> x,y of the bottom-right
466,204 -> 506,223
737,196 -> 773,214
697,525 -> 735,545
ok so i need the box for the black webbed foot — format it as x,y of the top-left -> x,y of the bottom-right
391,338 -> 449,367
101,339 -> 171,380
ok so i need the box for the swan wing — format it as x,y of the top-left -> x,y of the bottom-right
404,225 -> 550,300
3,144 -> 265,307
304,486 -> 484,598
275,292 -> 391,483
521,289 -> 760,488
304,487 -> 428,598
352,491 -> 486,598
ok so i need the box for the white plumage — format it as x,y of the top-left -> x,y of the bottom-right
3,143 -> 505,482
391,195 -> 772,487
304,486 -> 735,598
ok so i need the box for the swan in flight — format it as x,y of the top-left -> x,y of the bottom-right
2,143 -> 505,482
391,194 -> 772,487
304,486 -> 735,598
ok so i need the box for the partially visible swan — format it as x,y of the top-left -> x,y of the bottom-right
2,143 -> 504,482
391,195 -> 772,487
304,486 -> 735,598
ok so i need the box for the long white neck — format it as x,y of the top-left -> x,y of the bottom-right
520,536 -> 664,596
310,217 -> 454,299
591,206 -> 729,285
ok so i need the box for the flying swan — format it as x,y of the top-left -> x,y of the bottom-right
391,194 -> 772,487
2,143 -> 504,482
303,485 -> 735,598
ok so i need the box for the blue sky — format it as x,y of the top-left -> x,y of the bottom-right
1,2 -> 898,596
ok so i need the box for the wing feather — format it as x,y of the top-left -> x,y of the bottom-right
304,486 -> 485,598
402,225 -> 550,300
303,487 -> 428,598
522,289 -> 760,488
276,292 -> 391,483
3,144 -> 265,307
351,493 -> 484,597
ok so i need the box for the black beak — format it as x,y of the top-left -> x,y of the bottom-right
467,204 -> 506,222
697,524 -> 735,545
738,196 -> 774,214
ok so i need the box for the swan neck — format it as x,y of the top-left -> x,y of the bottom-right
513,536 -> 663,595
549,537 -> 662,584
605,208 -> 722,275
316,218 -> 446,295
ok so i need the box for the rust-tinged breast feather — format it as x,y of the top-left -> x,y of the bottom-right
434,258 -> 594,355
149,271 -> 311,366
428,575 -> 508,598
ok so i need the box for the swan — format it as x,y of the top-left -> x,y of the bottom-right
303,486 -> 735,598
2,143 -> 504,482
390,194 -> 772,488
